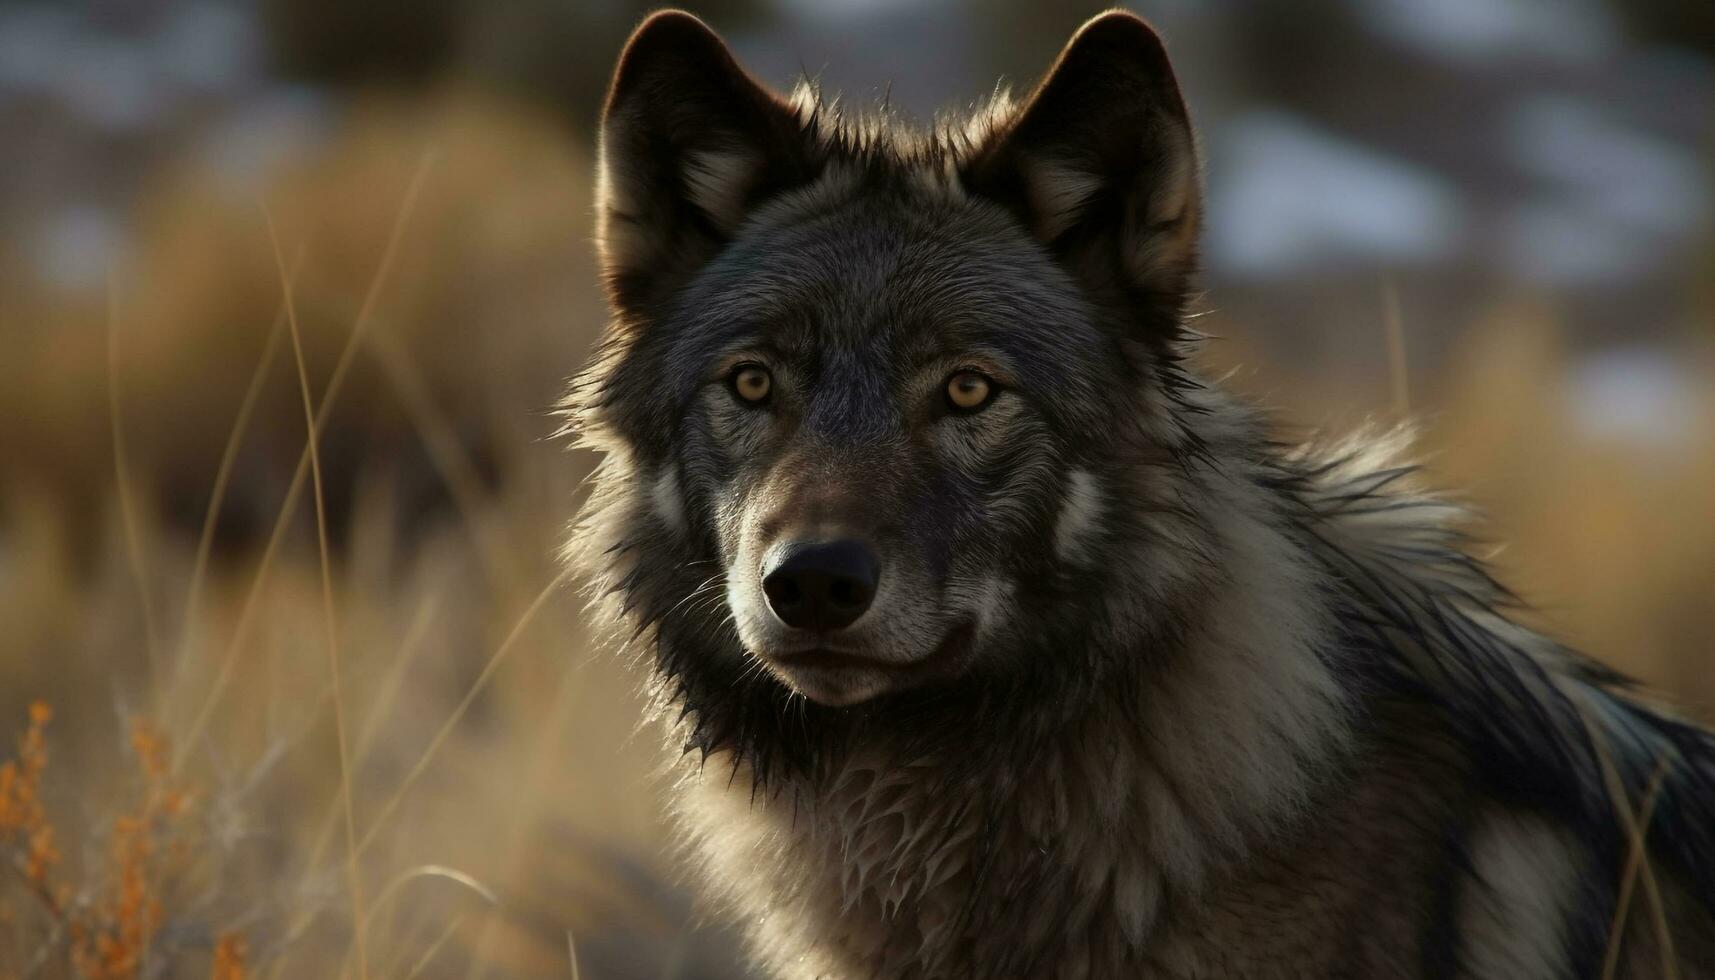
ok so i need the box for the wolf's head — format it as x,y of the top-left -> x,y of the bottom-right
572,10 -> 1218,751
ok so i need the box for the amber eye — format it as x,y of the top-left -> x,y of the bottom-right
731,364 -> 772,404
945,371 -> 994,412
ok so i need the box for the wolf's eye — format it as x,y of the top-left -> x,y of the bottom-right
731,364 -> 772,404
945,371 -> 994,412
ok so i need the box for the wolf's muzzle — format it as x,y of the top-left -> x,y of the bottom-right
761,539 -> 880,631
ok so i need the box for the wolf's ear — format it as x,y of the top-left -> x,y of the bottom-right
965,12 -> 1200,322
597,11 -> 816,317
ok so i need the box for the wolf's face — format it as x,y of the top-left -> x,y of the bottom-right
577,11 -> 1206,711
654,196 -> 1130,705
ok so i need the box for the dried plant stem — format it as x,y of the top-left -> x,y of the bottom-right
354,565 -> 573,859
108,276 -> 164,709
264,207 -> 368,980
1579,703 -> 1680,979
1602,754 -> 1672,980
177,249 -> 303,692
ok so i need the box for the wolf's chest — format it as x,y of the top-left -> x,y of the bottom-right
673,759 -> 1181,979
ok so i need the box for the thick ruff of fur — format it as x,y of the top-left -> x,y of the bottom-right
566,10 -> 1715,979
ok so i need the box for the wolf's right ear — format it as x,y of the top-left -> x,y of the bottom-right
597,11 -> 816,318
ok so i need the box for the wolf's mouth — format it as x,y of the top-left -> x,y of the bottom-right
773,622 -> 976,680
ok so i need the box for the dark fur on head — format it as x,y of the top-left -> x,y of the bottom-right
570,9 -> 1213,785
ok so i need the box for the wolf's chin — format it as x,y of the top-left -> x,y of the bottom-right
758,621 -> 979,706
768,663 -> 895,707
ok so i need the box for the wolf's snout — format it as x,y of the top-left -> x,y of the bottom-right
762,540 -> 880,631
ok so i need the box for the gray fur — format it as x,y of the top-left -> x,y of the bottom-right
564,10 -> 1715,978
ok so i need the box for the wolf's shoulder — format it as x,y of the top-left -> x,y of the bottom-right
1267,427 -> 1715,919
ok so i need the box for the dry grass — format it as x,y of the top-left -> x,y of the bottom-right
0,88 -> 1709,977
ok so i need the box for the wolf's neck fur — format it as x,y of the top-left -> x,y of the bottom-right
667,402 -> 1359,977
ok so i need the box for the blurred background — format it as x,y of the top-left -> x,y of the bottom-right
0,0 -> 1710,976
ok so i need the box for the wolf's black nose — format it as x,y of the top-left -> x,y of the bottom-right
762,540 -> 879,631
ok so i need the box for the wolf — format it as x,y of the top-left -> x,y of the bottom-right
564,9 -> 1715,978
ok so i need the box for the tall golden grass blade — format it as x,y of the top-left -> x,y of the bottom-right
354,564 -> 574,858
174,247 -> 304,718
108,273 -> 164,708
402,912 -> 473,980
366,330 -> 524,592
291,590 -> 442,936
461,620 -> 590,980
1602,753 -> 1672,980
264,205 -> 369,980
361,864 -> 498,939
264,590 -> 447,978
1578,703 -> 1680,979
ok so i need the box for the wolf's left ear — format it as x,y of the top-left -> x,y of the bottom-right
597,11 -> 817,318
965,12 -> 1200,321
